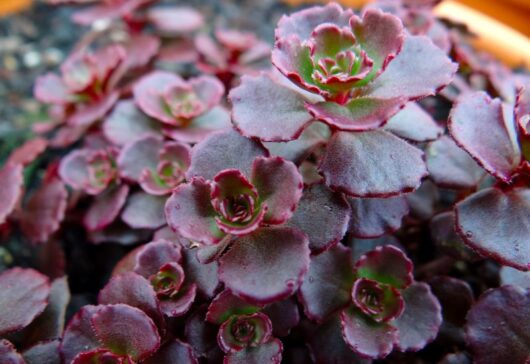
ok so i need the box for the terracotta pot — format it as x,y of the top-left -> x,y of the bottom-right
0,0 -> 32,16
283,0 -> 530,69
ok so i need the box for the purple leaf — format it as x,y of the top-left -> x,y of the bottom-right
355,245 -> 413,289
262,298 -> 300,337
20,178 -> 68,244
22,339 -> 61,364
144,339 -> 198,364
185,307 -> 223,361
430,211 -> 479,261
0,268 -> 50,335
426,136 -> 485,189
428,276 -> 474,327
384,102 -> 442,142
206,290 -> 262,325
0,339 -> 25,364
60,306 -> 101,364
230,72 -> 314,142
182,248 -> 219,298
121,192 -> 166,229
348,234 -> 405,262
103,100 -> 161,147
287,183 -> 351,253
162,106 -> 231,144
466,285 -> 530,364
34,73 -> 70,104
158,283 -> 197,317
84,184 -> 129,232
7,137 -> 48,166
306,316 -> 370,364
90,304 -> 160,361
500,266 -> 530,290
219,227 -> 310,304
117,135 -> 162,182
319,130 -> 426,197
122,34 -> 160,70
365,35 -> 457,100
98,273 -> 165,333
0,163 -> 23,224
448,92 -> 521,182
165,178 -> 224,244
186,130 -> 267,181
340,306 -> 398,359
299,244 -> 355,322
351,278 -> 404,323
455,187 -> 530,271
148,6 -> 204,35
305,97 -> 406,132
224,338 -> 283,364
348,195 -> 408,238
392,282 -> 442,351
133,239 -> 182,278
251,156 -> 303,224
68,91 -> 120,126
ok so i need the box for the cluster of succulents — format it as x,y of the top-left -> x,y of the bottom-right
0,0 -> 528,363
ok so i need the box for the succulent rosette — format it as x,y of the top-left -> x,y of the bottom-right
133,71 -> 231,143
195,28 -> 271,87
231,3 -> 456,197
71,0 -> 154,25
300,245 -> 442,359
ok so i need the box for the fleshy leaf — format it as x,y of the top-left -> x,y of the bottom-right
351,278 -> 404,323
98,273 -> 165,333
183,248 -> 219,298
121,192 -> 166,229
455,187 -> 530,271
348,195 -> 408,238
158,283 -> 197,317
340,306 -> 398,359
305,97 -> 406,132
84,185 -> 129,232
429,276 -> 474,327
306,316 -> 370,364
0,339 -> 25,364
20,178 -> 68,243
0,163 -> 23,224
262,299 -> 300,337
60,306 -> 101,364
448,92 -> 521,182
22,340 -> 61,364
144,339 -> 198,364
500,266 -> 530,290
466,285 -> 530,364
230,72 -> 314,142
118,135 -> 162,182
206,290 -> 262,325
219,227 -> 310,304
103,100 -> 161,146
7,137 -> 48,166
426,136 -> 485,189
319,130 -> 427,197
365,35 -> 457,100
392,282 -> 442,351
250,157 -> 303,224
165,178 -> 224,244
0,268 -> 50,335
90,304 -> 160,361
430,211 -> 479,261
148,6 -> 204,35
299,244 -> 355,322
355,245 -> 413,289
287,183 -> 351,253
348,234 -> 405,262
186,130 -> 267,181
133,239 -> 182,278
384,102 -> 442,142
223,338 -> 283,364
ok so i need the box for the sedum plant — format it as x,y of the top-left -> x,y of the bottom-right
0,1 -> 529,364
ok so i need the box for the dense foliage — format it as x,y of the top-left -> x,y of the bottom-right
0,0 -> 529,363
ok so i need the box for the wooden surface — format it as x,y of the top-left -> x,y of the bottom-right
0,0 -> 32,16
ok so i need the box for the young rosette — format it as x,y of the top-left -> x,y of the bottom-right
205,290 -> 283,363
34,44 -> 126,126
165,155 -> 303,244
103,239 -> 197,318
133,71 -> 230,143
300,245 -> 441,359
